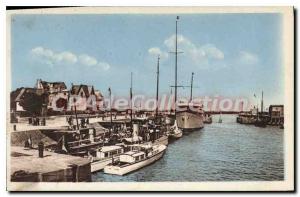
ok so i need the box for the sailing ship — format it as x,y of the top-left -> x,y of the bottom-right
170,17 -> 204,131
168,120 -> 183,139
176,72 -> 204,131
154,55 -> 181,141
254,91 -> 267,127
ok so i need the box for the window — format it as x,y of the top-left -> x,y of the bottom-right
104,153 -> 108,157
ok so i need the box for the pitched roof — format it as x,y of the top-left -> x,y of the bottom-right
71,84 -> 94,97
40,80 -> 67,90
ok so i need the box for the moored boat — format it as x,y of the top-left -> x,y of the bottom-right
104,143 -> 167,175
168,120 -> 183,139
90,145 -> 124,173
176,102 -> 204,131
204,113 -> 212,124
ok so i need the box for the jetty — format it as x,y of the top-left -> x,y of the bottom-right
10,146 -> 91,182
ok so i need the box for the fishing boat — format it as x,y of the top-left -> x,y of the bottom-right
104,143 -> 167,175
90,145 -> 124,172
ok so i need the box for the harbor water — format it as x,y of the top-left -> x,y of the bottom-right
92,114 -> 284,182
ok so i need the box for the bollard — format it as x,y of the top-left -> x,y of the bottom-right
38,141 -> 44,158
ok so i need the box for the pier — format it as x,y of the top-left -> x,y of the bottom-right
10,146 -> 91,182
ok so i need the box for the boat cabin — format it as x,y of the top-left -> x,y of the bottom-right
94,145 -> 124,159
177,102 -> 203,114
119,151 -> 146,163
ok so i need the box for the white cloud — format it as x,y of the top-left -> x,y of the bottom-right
31,47 -> 77,64
97,62 -> 110,70
79,54 -> 98,66
148,34 -> 225,70
164,34 -> 224,62
238,51 -> 258,65
148,47 -> 168,59
31,46 -> 110,70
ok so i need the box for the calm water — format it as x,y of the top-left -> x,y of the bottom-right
92,115 -> 284,182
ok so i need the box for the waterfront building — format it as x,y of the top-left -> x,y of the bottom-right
269,105 -> 284,125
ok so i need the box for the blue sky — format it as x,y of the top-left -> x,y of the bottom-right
11,13 -> 283,105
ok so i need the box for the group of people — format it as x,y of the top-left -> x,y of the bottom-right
66,116 -> 90,130
28,117 -> 46,126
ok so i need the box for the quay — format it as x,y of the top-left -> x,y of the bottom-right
10,146 -> 91,182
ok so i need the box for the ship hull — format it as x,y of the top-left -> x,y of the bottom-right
104,146 -> 166,176
153,135 -> 169,146
176,111 -> 204,131
91,158 -> 114,173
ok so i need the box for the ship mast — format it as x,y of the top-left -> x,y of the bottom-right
169,16 -> 183,115
130,72 -> 133,124
108,87 -> 112,129
156,55 -> 160,117
190,72 -> 194,102
261,91 -> 264,113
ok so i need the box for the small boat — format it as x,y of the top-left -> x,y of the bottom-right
90,145 -> 124,173
104,143 -> 167,175
204,113 -> 212,124
168,120 -> 183,139
218,112 -> 222,123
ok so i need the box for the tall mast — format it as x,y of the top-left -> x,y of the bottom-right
174,16 -> 179,115
190,72 -> 194,102
261,91 -> 264,113
130,72 -> 133,123
108,87 -> 112,129
156,55 -> 160,117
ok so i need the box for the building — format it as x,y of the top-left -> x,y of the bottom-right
35,79 -> 69,111
269,105 -> 284,125
70,84 -> 101,112
36,79 -> 67,94
95,90 -> 104,110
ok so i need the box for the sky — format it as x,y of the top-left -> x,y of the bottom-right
11,13 -> 284,106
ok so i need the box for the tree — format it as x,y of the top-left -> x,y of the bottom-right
55,97 -> 68,110
19,92 -> 45,116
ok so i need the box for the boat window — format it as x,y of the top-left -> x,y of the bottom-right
104,152 -> 108,157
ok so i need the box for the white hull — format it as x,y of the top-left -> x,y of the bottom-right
91,156 -> 120,173
153,135 -> 169,146
91,158 -> 113,172
170,130 -> 183,139
104,147 -> 166,175
168,120 -> 183,139
176,111 -> 204,131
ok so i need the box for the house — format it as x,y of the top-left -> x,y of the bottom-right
35,79 -> 68,110
269,105 -> 284,125
94,90 -> 104,110
36,79 -> 67,94
70,84 -> 101,111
